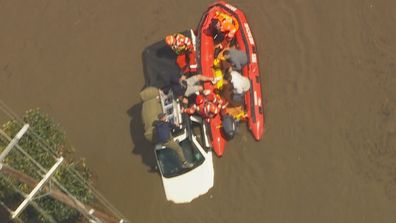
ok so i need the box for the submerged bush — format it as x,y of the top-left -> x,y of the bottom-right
0,109 -> 94,222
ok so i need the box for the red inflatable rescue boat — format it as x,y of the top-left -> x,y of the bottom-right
196,1 -> 265,156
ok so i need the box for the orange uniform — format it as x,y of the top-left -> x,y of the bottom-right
166,33 -> 197,74
176,53 -> 197,74
214,11 -> 239,40
182,92 -> 228,121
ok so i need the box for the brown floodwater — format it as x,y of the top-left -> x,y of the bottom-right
1,0 -> 396,222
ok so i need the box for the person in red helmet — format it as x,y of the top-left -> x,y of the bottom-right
204,89 -> 228,109
183,100 -> 220,120
182,90 -> 228,121
182,94 -> 204,115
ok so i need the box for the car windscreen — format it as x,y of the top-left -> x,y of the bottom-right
156,139 -> 205,178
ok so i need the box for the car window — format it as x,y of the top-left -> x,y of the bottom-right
179,139 -> 205,164
156,139 -> 205,178
191,119 -> 206,149
156,148 -> 184,178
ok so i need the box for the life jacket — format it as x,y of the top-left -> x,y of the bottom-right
166,34 -> 196,74
214,12 -> 239,40
204,91 -> 228,110
202,101 -> 219,118
212,58 -> 224,89
176,51 -> 197,74
182,92 -> 227,120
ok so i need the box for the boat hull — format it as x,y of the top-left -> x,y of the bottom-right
196,1 -> 265,155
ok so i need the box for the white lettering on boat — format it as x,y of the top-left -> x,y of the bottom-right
225,3 -> 237,11
251,53 -> 257,63
244,23 -> 255,45
254,91 -> 258,106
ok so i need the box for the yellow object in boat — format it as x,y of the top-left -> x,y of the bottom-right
226,106 -> 247,121
213,59 -> 224,89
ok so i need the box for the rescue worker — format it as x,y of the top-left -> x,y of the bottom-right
204,89 -> 228,109
165,33 -> 193,55
182,90 -> 228,121
165,33 -> 197,74
211,11 -> 239,47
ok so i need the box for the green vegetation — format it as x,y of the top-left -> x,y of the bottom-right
0,109 -> 94,222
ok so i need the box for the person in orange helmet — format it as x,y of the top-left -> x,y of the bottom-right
165,33 -> 197,74
183,99 -> 220,121
210,11 -> 239,47
165,33 -> 194,55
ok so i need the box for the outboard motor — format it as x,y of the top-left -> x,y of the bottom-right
222,115 -> 236,140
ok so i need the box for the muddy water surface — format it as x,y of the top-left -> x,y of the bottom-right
1,0 -> 396,222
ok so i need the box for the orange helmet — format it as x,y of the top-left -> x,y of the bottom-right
196,94 -> 205,105
165,35 -> 175,46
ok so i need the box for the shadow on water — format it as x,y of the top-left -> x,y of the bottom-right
127,103 -> 157,173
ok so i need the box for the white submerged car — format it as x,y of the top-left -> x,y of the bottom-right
140,86 -> 214,204
155,114 -> 214,204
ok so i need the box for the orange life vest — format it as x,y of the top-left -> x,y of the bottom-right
182,91 -> 228,120
214,12 -> 239,40
176,52 -> 197,74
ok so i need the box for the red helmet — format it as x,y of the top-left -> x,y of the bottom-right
165,35 -> 175,46
196,94 -> 205,105
206,93 -> 215,102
